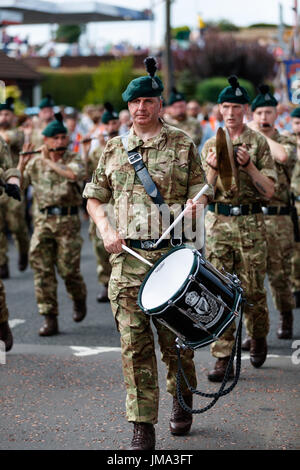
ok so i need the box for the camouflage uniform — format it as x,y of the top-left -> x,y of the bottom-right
0,128 -> 29,268
22,150 -> 87,317
201,125 -> 277,358
0,137 -> 20,324
164,116 -> 202,147
291,151 -> 300,292
263,130 -> 296,313
83,122 -> 213,424
87,146 -> 111,287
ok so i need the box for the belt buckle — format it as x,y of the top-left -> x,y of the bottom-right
262,206 -> 268,215
171,238 -> 182,247
230,206 -> 241,216
140,240 -> 155,250
128,153 -> 142,165
51,207 -> 61,216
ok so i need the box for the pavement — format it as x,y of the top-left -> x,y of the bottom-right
0,217 -> 299,456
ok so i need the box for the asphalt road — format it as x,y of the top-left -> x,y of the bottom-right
0,216 -> 299,455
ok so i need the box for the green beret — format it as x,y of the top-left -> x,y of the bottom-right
251,85 -> 278,111
42,112 -> 67,137
122,56 -> 163,102
0,97 -> 14,112
291,107 -> 300,118
39,94 -> 55,109
101,102 -> 119,124
218,76 -> 250,104
168,87 -> 185,105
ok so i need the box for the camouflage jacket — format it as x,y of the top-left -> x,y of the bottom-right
201,125 -> 277,205
23,150 -> 86,210
83,122 -> 213,238
267,129 -> 296,206
4,128 -> 24,167
86,144 -> 106,180
0,136 -> 19,181
164,116 -> 203,147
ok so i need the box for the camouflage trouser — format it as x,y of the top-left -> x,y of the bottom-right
292,202 -> 300,292
265,214 -> 295,312
108,248 -> 197,425
205,211 -> 269,358
0,192 -> 30,266
0,279 -> 9,324
29,213 -> 87,316
89,220 -> 111,286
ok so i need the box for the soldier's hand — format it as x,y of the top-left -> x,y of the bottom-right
4,183 -> 21,201
101,226 -> 125,254
207,148 -> 218,171
236,143 -> 251,169
19,143 -> 35,168
81,136 -> 92,158
185,198 -> 204,219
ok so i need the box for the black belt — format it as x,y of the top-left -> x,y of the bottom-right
40,206 -> 79,216
262,206 -> 290,215
128,239 -> 183,251
208,202 -> 262,217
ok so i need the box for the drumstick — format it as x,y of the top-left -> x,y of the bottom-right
153,183 -> 209,249
121,244 -> 153,267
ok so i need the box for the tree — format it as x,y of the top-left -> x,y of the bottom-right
55,24 -> 85,44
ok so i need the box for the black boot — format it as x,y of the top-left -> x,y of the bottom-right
277,311 -> 293,339
39,314 -> 59,336
250,338 -> 267,368
73,298 -> 87,322
0,321 -> 13,351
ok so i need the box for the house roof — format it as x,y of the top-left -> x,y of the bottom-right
0,1 -> 153,24
0,51 -> 42,81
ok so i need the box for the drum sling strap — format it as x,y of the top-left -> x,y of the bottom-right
175,299 -> 245,414
121,133 -> 181,244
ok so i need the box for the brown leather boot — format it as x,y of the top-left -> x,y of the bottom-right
242,335 -> 251,351
39,314 -> 58,336
0,321 -> 13,352
73,298 -> 87,322
96,285 -> 109,303
277,311 -> 293,339
170,394 -> 193,435
18,252 -> 28,272
0,263 -> 9,279
207,357 -> 234,382
129,422 -> 155,450
250,338 -> 267,368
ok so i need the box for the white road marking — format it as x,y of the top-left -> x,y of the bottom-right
241,353 -> 292,360
70,346 -> 121,356
8,319 -> 26,328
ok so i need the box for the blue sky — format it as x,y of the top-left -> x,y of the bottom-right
5,0 -> 296,48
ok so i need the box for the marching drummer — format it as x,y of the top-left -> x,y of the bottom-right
83,56 -> 213,450
201,76 -> 277,382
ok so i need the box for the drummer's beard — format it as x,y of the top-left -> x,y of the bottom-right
108,130 -> 119,138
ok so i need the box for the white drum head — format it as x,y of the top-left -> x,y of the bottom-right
141,248 -> 195,310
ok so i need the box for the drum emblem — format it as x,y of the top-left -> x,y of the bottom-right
185,290 -> 222,327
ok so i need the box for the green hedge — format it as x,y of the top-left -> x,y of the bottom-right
195,77 -> 256,104
41,70 -> 94,109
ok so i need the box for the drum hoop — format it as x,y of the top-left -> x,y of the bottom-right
138,245 -> 198,314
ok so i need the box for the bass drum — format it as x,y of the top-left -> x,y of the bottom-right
138,245 -> 243,349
